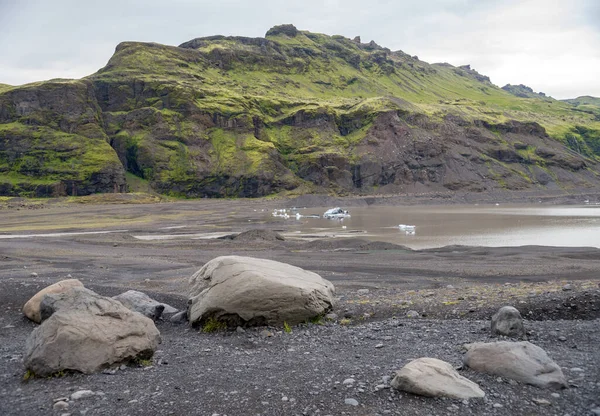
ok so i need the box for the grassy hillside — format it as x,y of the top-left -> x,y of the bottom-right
1,24 -> 599,197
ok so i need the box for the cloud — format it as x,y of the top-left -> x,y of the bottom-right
0,0 -> 597,98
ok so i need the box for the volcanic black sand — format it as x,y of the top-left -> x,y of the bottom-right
0,193 -> 599,415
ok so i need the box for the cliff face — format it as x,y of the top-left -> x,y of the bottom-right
1,25 -> 599,197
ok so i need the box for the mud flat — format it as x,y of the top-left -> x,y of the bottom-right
0,196 -> 599,415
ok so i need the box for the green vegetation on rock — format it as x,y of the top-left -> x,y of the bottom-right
1,25 -> 599,197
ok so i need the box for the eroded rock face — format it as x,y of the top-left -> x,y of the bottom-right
22,279 -> 84,323
112,290 -> 178,320
391,357 -> 485,399
491,306 -> 526,338
464,341 -> 567,389
188,256 -> 335,326
24,287 -> 160,376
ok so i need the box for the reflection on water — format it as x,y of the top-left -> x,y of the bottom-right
272,205 -> 600,249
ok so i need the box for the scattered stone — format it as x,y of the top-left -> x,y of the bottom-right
30,272 -> 38,277
562,284 -> 574,291
188,256 -> 335,326
532,398 -> 551,405
22,279 -> 84,323
112,290 -> 178,320
406,310 -> 420,318
491,306 -> 525,339
325,313 -> 338,321
570,367 -> 584,372
558,336 -> 567,342
550,393 -> 560,398
391,357 -> 485,399
70,390 -> 95,400
493,403 -> 503,408
464,341 -> 568,389
357,289 -> 369,295
375,343 -> 384,348
343,378 -> 356,385
344,398 -> 359,406
170,310 -> 188,324
53,401 -> 69,411
24,288 -> 160,376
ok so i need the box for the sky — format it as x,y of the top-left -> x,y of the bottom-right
0,0 -> 598,99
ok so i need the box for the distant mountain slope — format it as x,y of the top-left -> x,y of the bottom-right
1,24 -> 599,197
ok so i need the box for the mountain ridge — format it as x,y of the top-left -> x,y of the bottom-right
1,25 -> 599,197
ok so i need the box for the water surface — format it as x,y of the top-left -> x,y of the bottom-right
273,204 -> 600,249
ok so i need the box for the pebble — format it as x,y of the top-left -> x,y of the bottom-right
357,289 -> 369,295
558,336 -> 567,341
375,344 -> 384,348
53,401 -> 69,411
590,407 -> 600,416
30,272 -> 38,277
493,403 -> 503,408
532,398 -> 551,405
562,284 -> 574,291
570,367 -> 584,372
343,378 -> 355,385
70,390 -> 95,400
344,398 -> 359,406
406,310 -> 420,318
282,396 -> 288,402
551,393 -> 560,398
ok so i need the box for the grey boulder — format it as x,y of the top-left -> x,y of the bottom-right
24,287 -> 160,376
113,290 -> 178,320
188,256 -> 335,326
22,279 -> 84,323
464,341 -> 567,389
391,357 -> 485,399
491,306 -> 525,338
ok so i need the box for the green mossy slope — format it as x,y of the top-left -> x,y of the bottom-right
1,25 -> 599,197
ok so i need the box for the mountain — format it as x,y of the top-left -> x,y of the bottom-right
501,84 -> 549,99
1,24 -> 599,197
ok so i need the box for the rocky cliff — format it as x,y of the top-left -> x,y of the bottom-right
1,25 -> 599,197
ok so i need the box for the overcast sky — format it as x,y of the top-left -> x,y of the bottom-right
0,0 -> 598,99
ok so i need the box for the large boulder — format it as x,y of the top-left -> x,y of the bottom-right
391,357 -> 485,399
23,279 -> 84,323
24,287 -> 160,376
463,341 -> 567,389
112,290 -> 178,320
491,306 -> 525,338
188,256 -> 335,326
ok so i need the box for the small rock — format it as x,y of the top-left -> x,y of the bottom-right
375,344 -> 384,348
532,398 -> 551,405
357,289 -> 369,295
491,306 -> 525,338
344,398 -> 359,406
550,393 -> 560,398
169,311 -> 188,324
236,326 -> 245,333
30,272 -> 38,277
406,310 -> 420,318
570,367 -> 584,372
70,390 -> 95,400
446,285 -> 455,289
558,336 -> 567,342
493,403 -> 503,408
590,407 -> 600,416
260,330 -> 273,338
281,396 -> 288,402
562,284 -> 573,291
423,292 -> 435,297
325,313 -> 338,321
343,378 -> 356,385
53,401 -> 69,411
